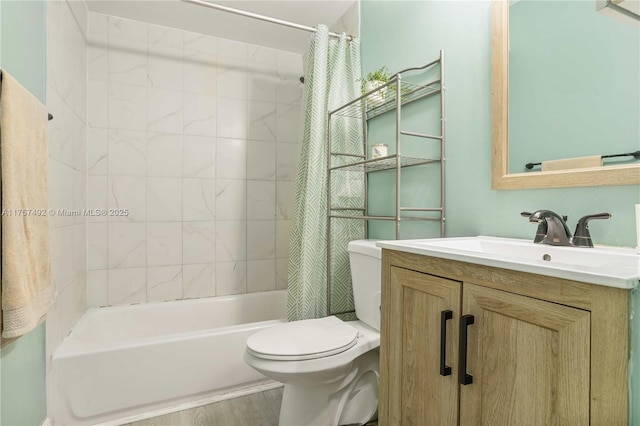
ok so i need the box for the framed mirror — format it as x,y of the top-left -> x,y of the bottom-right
491,0 -> 640,190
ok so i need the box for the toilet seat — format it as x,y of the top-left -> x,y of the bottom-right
246,316 -> 359,361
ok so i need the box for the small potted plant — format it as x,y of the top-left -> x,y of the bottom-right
361,66 -> 390,103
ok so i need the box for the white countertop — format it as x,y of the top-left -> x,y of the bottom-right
377,236 -> 640,289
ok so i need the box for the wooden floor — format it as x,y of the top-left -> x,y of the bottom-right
126,386 -> 378,425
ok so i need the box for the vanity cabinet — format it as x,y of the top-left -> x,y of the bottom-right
379,249 -> 630,426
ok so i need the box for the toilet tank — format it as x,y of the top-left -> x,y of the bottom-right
347,240 -> 382,331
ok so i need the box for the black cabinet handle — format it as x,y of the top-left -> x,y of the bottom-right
440,310 -> 453,376
459,314 -> 474,385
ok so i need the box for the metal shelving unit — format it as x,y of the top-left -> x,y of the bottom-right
326,50 -> 446,315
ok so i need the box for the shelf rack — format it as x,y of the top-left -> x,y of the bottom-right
326,50 -> 446,315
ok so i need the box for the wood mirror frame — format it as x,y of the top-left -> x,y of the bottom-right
491,0 -> 640,190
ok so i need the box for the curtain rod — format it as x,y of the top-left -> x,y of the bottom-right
181,0 -> 353,41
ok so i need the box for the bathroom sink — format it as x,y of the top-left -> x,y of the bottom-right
377,236 -> 640,289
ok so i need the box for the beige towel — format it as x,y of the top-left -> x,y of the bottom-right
541,155 -> 603,171
0,70 -> 52,340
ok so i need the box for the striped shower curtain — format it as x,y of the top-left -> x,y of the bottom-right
287,25 -> 364,321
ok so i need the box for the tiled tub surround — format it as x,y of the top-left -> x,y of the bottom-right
86,13 -> 303,306
46,0 -> 89,361
51,290 -> 287,425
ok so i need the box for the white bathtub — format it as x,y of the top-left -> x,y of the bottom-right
51,290 -> 287,425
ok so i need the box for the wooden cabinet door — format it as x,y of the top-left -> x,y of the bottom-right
459,283 -> 590,426
386,267 -> 461,426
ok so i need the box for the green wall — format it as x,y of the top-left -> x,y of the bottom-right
360,0 -> 639,423
0,1 -> 48,425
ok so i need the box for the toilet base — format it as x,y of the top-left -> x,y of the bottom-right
278,350 -> 379,426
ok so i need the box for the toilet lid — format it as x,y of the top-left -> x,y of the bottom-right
246,316 -> 359,361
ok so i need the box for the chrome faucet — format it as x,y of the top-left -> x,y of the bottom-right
521,210 -> 611,247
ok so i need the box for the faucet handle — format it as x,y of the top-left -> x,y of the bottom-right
572,213 -> 611,247
521,211 -> 545,243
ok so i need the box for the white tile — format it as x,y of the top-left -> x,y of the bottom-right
149,24 -> 184,49
215,261 -> 247,296
88,41 -> 109,82
248,45 -> 277,66
277,50 -> 302,72
247,260 -> 276,293
147,44 -> 183,91
87,270 -> 108,308
147,266 -> 183,302
107,223 -> 147,268
147,133 -> 183,177
87,175 -> 108,223
216,138 -> 246,179
183,221 -> 216,264
88,80 -> 108,128
184,32 -> 217,54
87,127 -> 108,175
108,176 -> 147,222
72,224 -> 87,281
276,67 -> 304,105
248,101 -> 276,142
276,142 -> 299,181
109,38 -> 147,86
148,88 -> 183,134
88,12 -> 109,39
109,16 -> 147,41
183,50 -> 217,95
183,93 -> 216,136
49,227 -> 74,292
47,92 -> 70,166
217,97 -> 247,139
72,117 -> 88,174
48,161 -> 74,228
147,177 -> 183,221
217,58 -> 248,99
109,83 -> 147,131
88,223 -> 108,270
108,129 -> 147,176
276,258 -> 288,290
183,178 -> 216,221
72,170 -> 87,225
215,179 -> 246,220
247,140 -> 276,180
183,263 -> 216,299
248,67 -> 278,103
276,103 -> 302,143
276,220 -> 292,259
55,276 -> 85,341
216,221 -> 246,262
276,181 -> 295,220
218,38 -> 247,61
147,222 -> 182,266
247,180 -> 276,220
183,135 -> 215,178
107,267 -> 147,305
247,220 -> 276,260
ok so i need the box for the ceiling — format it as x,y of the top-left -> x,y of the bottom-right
86,0 -> 357,53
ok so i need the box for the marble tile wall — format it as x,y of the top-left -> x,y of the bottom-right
86,12 -> 303,306
46,0 -> 88,362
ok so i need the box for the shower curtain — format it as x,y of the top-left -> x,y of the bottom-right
287,25 -> 364,321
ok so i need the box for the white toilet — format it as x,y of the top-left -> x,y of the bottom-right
244,240 -> 382,426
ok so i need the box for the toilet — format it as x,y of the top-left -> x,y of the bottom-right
244,240 -> 382,426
